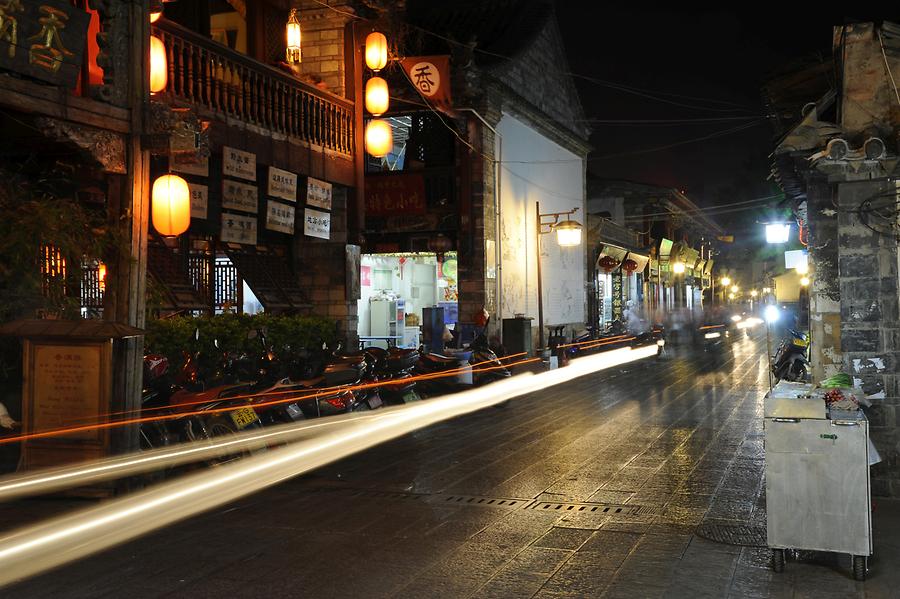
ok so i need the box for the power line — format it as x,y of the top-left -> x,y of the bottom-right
590,120 -> 767,161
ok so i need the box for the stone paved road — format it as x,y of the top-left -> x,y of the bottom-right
2,333 -> 899,598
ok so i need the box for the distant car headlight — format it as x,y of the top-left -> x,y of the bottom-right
704,332 -> 721,340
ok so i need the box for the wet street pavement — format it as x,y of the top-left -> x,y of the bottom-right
3,332 -> 900,598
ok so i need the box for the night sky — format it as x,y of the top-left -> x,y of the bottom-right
556,7 -> 881,241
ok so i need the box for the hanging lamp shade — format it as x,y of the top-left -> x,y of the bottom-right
365,31 -> 388,71
365,76 -> 389,116
554,219 -> 582,247
286,8 -> 301,64
152,174 -> 191,236
365,119 -> 393,157
149,35 -> 167,93
149,0 -> 163,22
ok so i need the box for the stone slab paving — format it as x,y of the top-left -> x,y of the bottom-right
1,334 -> 899,598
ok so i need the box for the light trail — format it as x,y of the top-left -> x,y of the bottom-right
0,345 -> 659,587
0,356 -> 540,447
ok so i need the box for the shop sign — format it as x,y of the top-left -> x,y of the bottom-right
222,146 -> 256,181
365,174 -> 426,216
172,153 -> 209,177
266,200 -> 295,235
222,179 -> 258,214
221,213 -> 257,245
31,344 -> 102,441
400,55 -> 452,110
188,183 -> 208,219
267,167 -> 297,202
303,208 -> 330,240
306,177 -> 333,210
612,271 -> 623,320
361,265 -> 371,287
0,0 -> 90,89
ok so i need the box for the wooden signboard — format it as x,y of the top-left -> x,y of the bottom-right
365,174 -> 427,216
266,201 -> 295,235
221,212 -> 258,245
21,339 -> 111,470
0,0 -> 91,89
267,167 -> 297,202
223,146 -> 257,181
172,153 -> 210,177
306,177 -> 333,210
222,179 -> 258,214
188,183 -> 208,219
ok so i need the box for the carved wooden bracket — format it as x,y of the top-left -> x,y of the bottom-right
34,117 -> 127,174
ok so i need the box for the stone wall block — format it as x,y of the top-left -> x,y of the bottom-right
839,255 -> 879,278
841,328 -> 881,352
841,299 -> 882,323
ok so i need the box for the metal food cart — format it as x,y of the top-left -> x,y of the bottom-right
764,381 -> 872,580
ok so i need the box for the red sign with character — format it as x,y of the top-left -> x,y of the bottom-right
365,174 -> 427,216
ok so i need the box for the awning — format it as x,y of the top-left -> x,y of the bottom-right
596,244 -> 629,271
226,246 -> 312,312
694,259 -> 706,277
659,238 -> 673,261
704,259 -> 714,274
681,246 -> 700,270
625,251 -> 650,273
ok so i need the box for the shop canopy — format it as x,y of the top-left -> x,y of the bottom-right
597,242 -> 650,274
226,245 -> 311,312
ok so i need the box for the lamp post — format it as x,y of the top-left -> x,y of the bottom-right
536,202 -> 582,350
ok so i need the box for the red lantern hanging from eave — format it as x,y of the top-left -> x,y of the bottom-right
622,258 -> 638,273
598,256 -> 619,272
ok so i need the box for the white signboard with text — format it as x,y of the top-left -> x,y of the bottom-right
306,177 -> 333,210
222,179 -> 259,214
267,167 -> 298,202
266,201 -> 296,235
188,183 -> 208,219
222,146 -> 256,181
221,213 -> 258,245
303,208 -> 331,240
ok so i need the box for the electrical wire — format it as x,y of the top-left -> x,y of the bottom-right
591,119 -> 767,161
622,193 -> 786,220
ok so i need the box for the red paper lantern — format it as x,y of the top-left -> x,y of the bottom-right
622,258 -> 638,273
598,256 -> 619,272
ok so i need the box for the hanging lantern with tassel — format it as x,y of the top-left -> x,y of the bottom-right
286,8 -> 301,64
365,31 -> 388,71
365,119 -> 393,157
151,174 -> 191,236
149,35 -> 167,93
365,76 -> 389,116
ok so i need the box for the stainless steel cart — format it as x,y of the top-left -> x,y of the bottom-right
764,382 -> 872,580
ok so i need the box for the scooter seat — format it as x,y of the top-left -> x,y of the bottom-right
420,353 -> 459,366
322,363 -> 362,386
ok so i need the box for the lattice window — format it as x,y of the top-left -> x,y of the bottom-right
39,244 -> 68,301
214,255 -> 240,313
80,259 -> 104,318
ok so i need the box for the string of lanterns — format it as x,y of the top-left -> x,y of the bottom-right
364,31 -> 393,158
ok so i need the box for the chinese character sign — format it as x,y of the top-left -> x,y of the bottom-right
188,183 -> 208,219
221,213 -> 257,245
222,179 -> 259,214
306,177 -> 332,210
31,344 -> 102,441
303,208 -> 330,240
365,174 -> 427,216
222,146 -> 257,181
0,0 -> 89,88
401,55 -> 451,110
267,166 -> 297,202
266,200 -> 295,235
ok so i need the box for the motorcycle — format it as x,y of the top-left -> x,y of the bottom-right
772,329 -> 809,382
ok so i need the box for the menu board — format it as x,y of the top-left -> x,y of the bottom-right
221,213 -> 258,245
268,167 -> 298,202
266,201 -> 296,235
31,344 -> 103,441
222,146 -> 257,181
222,179 -> 259,214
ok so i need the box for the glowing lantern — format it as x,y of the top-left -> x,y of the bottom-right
672,261 -> 685,274
622,259 -> 638,273
149,0 -> 163,22
365,76 -> 389,116
597,256 -> 619,272
286,8 -> 301,64
151,174 -> 191,236
149,35 -> 167,93
554,219 -> 582,247
365,31 -> 388,71
365,119 -> 393,157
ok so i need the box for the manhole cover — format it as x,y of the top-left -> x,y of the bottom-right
696,523 -> 767,547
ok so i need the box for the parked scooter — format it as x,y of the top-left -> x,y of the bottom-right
772,329 -> 809,382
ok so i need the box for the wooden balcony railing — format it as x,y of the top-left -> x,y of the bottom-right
153,21 -> 354,156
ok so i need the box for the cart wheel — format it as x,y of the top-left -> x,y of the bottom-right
853,555 -> 867,581
772,549 -> 785,573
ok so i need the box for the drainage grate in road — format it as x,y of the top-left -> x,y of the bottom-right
525,501 -> 642,515
696,522 -> 767,547
432,494 -> 526,509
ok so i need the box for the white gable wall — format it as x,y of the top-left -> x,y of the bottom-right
497,112 -> 586,328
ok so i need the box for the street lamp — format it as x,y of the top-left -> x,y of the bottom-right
800,276 -> 810,287
765,223 -> 791,244
751,290 -> 758,298
721,276 -> 731,286
536,202 -> 582,350
672,261 -> 686,274
730,285 -> 738,294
